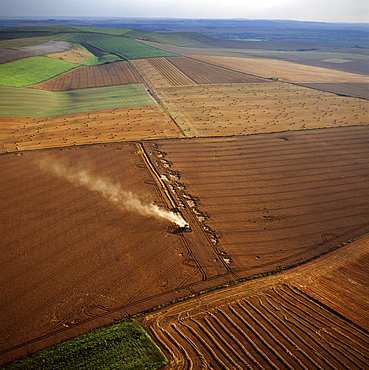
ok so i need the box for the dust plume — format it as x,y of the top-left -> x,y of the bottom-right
37,155 -> 187,227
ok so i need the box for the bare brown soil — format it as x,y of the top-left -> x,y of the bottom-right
188,55 -> 369,84
0,41 -> 72,64
2,126 -> 367,365
131,57 -> 264,89
155,83 -> 368,137
145,125 -> 369,274
0,105 -> 183,153
139,236 -> 369,369
31,61 -> 139,91
289,235 -> 369,330
0,143 -> 229,365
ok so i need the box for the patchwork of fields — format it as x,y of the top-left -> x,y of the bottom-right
1,25 -> 368,368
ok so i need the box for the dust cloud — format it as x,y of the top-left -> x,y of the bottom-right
37,155 -> 187,227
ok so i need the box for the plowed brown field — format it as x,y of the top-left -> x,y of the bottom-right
144,125 -> 369,272
139,236 -> 369,369
155,83 -> 368,137
2,126 -> 367,365
31,61 -> 139,91
131,56 -> 264,89
0,143 -> 230,365
0,105 -> 183,153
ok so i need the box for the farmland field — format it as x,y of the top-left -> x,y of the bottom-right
45,43 -> 93,64
3,320 -> 167,370
31,61 -> 139,91
132,56 -> 265,89
155,82 -> 368,137
188,55 -> 369,84
139,235 -> 369,369
1,24 -> 369,368
0,56 -> 78,87
186,55 -> 369,98
1,126 -> 368,365
144,125 -> 369,271
0,143 -> 215,364
0,40 -> 73,64
63,33 -> 177,60
0,84 -> 155,119
0,104 -> 182,153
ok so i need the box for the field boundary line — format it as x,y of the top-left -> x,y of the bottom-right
187,55 -> 369,100
135,142 -> 178,211
127,60 -> 188,137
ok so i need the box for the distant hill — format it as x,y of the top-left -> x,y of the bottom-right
0,18 -> 368,43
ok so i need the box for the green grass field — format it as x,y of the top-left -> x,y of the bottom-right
0,56 -> 78,87
70,26 -> 132,35
1,320 -> 167,370
0,84 -> 155,118
63,33 -> 178,60
124,29 -> 214,46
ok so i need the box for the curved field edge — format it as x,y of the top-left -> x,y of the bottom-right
0,84 -> 155,118
135,231 -> 369,321
137,234 -> 369,368
62,33 -> 179,60
0,319 -> 167,370
0,56 -> 78,87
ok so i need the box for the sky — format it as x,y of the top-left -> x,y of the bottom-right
1,0 -> 368,23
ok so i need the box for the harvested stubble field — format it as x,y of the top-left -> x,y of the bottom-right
0,143 -> 230,365
156,82 -> 368,137
188,55 -> 369,99
31,61 -> 139,91
131,56 -> 264,89
139,235 -> 369,369
0,105 -> 183,153
188,55 -> 369,84
144,125 -> 369,275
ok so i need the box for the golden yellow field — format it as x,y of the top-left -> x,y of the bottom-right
189,55 -> 369,84
45,44 -> 93,63
0,105 -> 183,153
156,82 -> 368,137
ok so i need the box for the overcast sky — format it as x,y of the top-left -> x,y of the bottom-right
1,0 -> 368,23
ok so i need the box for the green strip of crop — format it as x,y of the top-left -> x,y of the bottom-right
0,84 -> 155,118
1,319 -> 168,370
0,56 -> 77,87
64,33 -> 178,60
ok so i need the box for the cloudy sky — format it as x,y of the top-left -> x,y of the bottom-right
1,0 -> 368,23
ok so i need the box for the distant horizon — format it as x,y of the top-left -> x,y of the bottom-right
1,0 -> 368,24
0,16 -> 367,26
